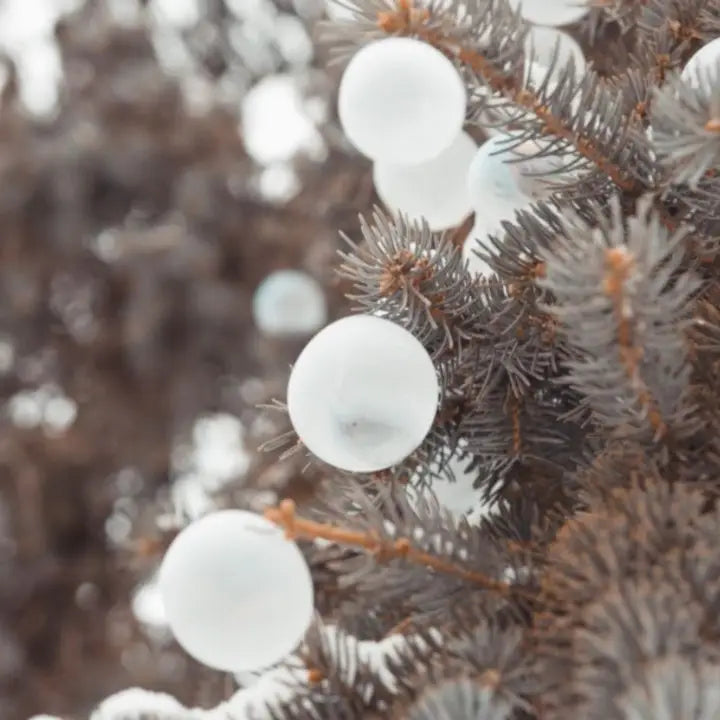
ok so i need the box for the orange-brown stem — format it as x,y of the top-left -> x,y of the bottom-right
265,499 -> 517,596
603,247 -> 667,436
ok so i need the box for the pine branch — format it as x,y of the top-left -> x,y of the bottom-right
406,678 -> 513,720
538,197 -> 700,440
265,498 -> 524,597
337,209 -> 484,357
652,69 -> 720,186
322,0 -> 655,194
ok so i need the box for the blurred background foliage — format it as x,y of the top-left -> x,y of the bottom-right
0,1 -> 372,717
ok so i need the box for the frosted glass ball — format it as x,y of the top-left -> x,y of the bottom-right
409,450 -> 495,524
338,38 -> 466,164
508,0 -> 589,26
372,131 -> 477,231
159,510 -> 314,672
253,269 -> 327,337
525,26 -> 586,81
467,135 -> 534,212
682,37 -> 720,94
287,315 -> 439,472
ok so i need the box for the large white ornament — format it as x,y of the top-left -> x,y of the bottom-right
508,0 -> 589,26
338,38 -> 466,164
159,510 -> 314,672
372,131 -> 477,231
287,315 -> 439,472
682,37 -> 720,94
253,269 -> 327,337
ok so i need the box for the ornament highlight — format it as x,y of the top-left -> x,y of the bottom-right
253,269 -> 327,337
372,131 -> 476,231
338,38 -> 466,164
159,510 -> 314,672
287,315 -> 439,472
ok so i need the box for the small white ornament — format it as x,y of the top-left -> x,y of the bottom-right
338,38 -> 466,164
372,131 -> 476,231
508,0 -> 589,26
253,269 -> 327,337
682,37 -> 720,94
409,448 -> 495,524
524,26 -> 586,82
159,510 -> 314,672
467,134 -> 534,212
287,315 -> 439,472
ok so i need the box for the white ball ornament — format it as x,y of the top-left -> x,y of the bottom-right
253,269 -> 327,337
524,26 -> 586,81
682,37 -> 720,94
409,448 -> 496,525
467,134 -> 534,212
372,131 -> 477,231
159,510 -> 314,672
338,38 -> 466,164
508,0 -> 589,26
287,315 -> 439,472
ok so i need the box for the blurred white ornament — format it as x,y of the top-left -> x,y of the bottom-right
409,449 -> 495,524
287,315 -> 439,472
325,0 -> 360,20
508,0 -> 589,26
151,0 -> 201,28
90,689 -> 194,720
159,510 -> 314,672
241,74 -> 326,165
338,38 -> 466,164
682,37 -> 720,94
253,269 -> 327,337
524,26 -> 585,81
373,131 -> 476,231
467,134 -> 534,211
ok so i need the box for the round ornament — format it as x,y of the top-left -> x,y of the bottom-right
338,38 -> 466,164
408,448 -> 495,524
508,0 -> 589,26
253,269 -> 327,337
682,37 -> 720,94
524,26 -> 586,81
287,315 -> 439,472
159,510 -> 314,672
467,134 -> 535,211
372,131 -> 476,231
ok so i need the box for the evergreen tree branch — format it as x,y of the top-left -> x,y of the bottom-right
538,198 -> 700,440
323,0 -> 651,194
265,499 -> 525,597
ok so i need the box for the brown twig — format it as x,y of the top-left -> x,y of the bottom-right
603,247 -> 667,436
264,499 -> 521,596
